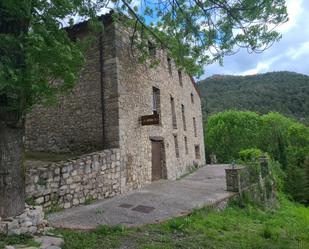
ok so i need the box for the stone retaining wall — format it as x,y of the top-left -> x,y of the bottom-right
25,149 -> 126,210
0,205 -> 46,236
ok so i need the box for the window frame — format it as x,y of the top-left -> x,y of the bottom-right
174,134 -> 180,158
167,57 -> 172,76
194,144 -> 201,159
171,96 -> 177,129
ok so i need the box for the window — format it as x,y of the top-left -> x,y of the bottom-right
174,135 -> 179,158
191,93 -> 194,104
148,41 -> 156,57
193,117 -> 197,137
171,96 -> 177,129
181,104 -> 186,131
178,70 -> 183,86
184,136 -> 188,155
195,145 -> 201,159
167,57 -> 172,75
152,87 -> 160,114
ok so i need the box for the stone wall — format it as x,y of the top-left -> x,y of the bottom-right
0,205 -> 46,236
25,149 -> 125,210
24,15 -> 206,196
25,28 -> 105,153
114,23 -> 206,191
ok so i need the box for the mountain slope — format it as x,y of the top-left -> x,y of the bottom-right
197,71 -> 309,124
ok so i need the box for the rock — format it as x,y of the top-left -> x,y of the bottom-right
8,228 -> 21,236
44,246 -> 61,249
34,236 -> 64,248
4,246 -> 15,249
28,226 -> 37,234
35,197 -> 44,205
21,221 -> 33,227
7,220 -> 19,231
17,247 -> 38,249
19,227 -> 29,234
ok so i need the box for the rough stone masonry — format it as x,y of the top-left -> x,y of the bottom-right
25,149 -> 125,210
25,12 -> 206,206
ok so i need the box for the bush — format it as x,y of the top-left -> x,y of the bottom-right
205,110 -> 261,163
205,110 -> 309,204
239,148 -> 263,162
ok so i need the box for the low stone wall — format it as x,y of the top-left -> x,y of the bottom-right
225,158 -> 276,206
25,149 -> 126,210
0,205 -> 46,235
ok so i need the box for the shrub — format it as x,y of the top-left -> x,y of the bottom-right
205,110 -> 261,163
239,148 -> 263,162
205,110 -> 309,204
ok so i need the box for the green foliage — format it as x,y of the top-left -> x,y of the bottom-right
0,234 -> 40,249
205,110 -> 309,204
205,110 -> 261,163
127,0 -> 288,77
95,224 -> 126,235
25,196 -> 35,206
0,0 -> 99,119
268,160 -> 286,193
52,198 -> 309,249
197,71 -> 309,125
239,148 -> 263,162
1,1 -> 289,119
84,195 -> 96,205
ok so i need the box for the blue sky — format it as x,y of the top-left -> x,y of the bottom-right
201,0 -> 309,78
97,0 -> 308,79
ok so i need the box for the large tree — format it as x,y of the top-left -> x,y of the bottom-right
0,0 -> 287,217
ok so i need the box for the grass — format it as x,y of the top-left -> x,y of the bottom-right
0,234 -> 40,249
49,196 -> 309,249
2,197 -> 308,249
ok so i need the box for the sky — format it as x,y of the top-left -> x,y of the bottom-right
201,0 -> 309,78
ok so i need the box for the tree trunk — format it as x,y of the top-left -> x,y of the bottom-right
0,118 -> 25,218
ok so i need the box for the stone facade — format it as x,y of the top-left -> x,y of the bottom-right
115,24 -> 205,188
25,13 -> 206,203
25,149 -> 124,209
25,29 -> 104,153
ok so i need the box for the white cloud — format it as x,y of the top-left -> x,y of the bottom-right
286,42 -> 309,60
276,0 -> 303,33
202,0 -> 309,78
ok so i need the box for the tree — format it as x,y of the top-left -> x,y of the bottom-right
0,0 -> 288,217
205,110 -> 262,162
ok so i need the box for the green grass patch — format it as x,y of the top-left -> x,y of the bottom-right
52,197 -> 309,249
0,234 -> 40,249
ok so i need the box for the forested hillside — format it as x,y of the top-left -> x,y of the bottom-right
197,71 -> 309,124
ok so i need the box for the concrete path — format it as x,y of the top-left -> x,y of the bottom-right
48,164 -> 235,229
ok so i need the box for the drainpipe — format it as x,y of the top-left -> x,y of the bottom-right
99,31 -> 106,148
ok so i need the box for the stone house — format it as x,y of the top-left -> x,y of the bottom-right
25,13 -> 205,197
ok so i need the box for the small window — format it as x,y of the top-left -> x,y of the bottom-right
178,70 -> 183,86
181,104 -> 186,131
148,41 -> 156,57
195,145 -> 201,159
171,96 -> 177,129
193,117 -> 197,137
184,136 -> 188,155
167,57 -> 172,75
174,135 -> 179,158
152,87 -> 160,114
191,93 -> 194,104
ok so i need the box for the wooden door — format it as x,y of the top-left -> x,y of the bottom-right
151,141 -> 162,181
